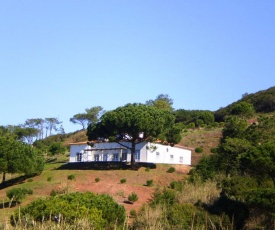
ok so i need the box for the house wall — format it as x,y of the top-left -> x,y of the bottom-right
145,143 -> 191,165
69,142 -> 191,165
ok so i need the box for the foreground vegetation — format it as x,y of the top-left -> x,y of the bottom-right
1,87 -> 275,229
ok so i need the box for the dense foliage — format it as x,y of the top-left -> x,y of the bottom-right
190,113 -> 275,228
11,192 -> 126,229
6,187 -> 33,203
87,103 -> 181,166
215,86 -> 275,121
0,129 -> 44,184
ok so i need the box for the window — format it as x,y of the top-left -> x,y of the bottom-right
113,153 -> 119,161
94,155 -> 100,161
180,157 -> 183,163
135,150 -> 140,160
122,152 -> 127,161
170,155 -> 174,161
156,152 -> 160,158
76,153 -> 82,162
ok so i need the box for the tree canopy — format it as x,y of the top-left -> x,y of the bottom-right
70,106 -> 104,130
87,103 -> 180,166
146,94 -> 174,111
0,130 -> 44,184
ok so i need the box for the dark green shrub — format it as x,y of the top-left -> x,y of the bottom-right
170,181 -> 184,192
128,192 -> 138,203
167,167 -> 175,173
47,176 -> 52,182
195,146 -> 203,153
11,192 -> 126,229
210,147 -> 218,153
6,188 -> 33,203
120,178 -> 126,184
151,188 -> 176,207
67,174 -> 75,180
95,177 -> 100,182
50,189 -> 57,197
48,142 -> 66,156
130,209 -> 137,217
146,179 -> 154,187
145,167 -> 150,172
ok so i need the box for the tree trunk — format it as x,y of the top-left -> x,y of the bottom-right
131,141 -> 136,168
2,172 -> 6,184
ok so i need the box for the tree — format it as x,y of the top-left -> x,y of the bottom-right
45,117 -> 62,136
14,126 -> 39,144
146,94 -> 174,111
230,101 -> 255,119
70,106 -> 104,129
87,103 -> 179,166
239,143 -> 275,187
0,131 -> 44,184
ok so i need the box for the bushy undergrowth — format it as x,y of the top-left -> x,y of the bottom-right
131,179 -> 233,229
11,192 -> 126,229
6,187 -> 33,203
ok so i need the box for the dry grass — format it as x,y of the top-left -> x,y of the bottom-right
176,180 -> 221,205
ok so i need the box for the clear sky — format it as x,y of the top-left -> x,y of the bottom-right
1,1 -> 274,133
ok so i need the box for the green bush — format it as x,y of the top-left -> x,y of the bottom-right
146,179 -> 154,187
195,146 -> 203,153
11,192 -> 126,229
50,189 -> 57,197
145,167 -> 150,172
48,142 -> 66,156
167,167 -> 175,173
120,178 -> 126,184
128,192 -> 138,203
130,209 -> 137,217
95,177 -> 100,182
151,188 -> 176,207
170,180 -> 184,192
47,176 -> 52,182
67,174 -> 75,180
6,188 -> 33,203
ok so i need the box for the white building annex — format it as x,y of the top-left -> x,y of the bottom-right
69,141 -> 192,165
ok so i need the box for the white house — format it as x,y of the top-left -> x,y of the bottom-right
69,141 -> 192,165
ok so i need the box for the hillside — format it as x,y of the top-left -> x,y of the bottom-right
215,86 -> 275,121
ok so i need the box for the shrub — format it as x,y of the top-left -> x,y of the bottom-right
167,167 -> 175,173
6,188 -> 33,203
170,180 -> 184,192
151,188 -> 176,207
11,192 -> 126,229
120,178 -> 126,184
145,167 -> 150,172
210,147 -> 218,153
47,176 -> 52,182
27,178 -> 33,182
48,142 -> 66,156
128,192 -> 138,203
146,179 -> 154,187
130,209 -> 137,217
195,146 -> 203,153
95,177 -> 100,182
67,174 -> 75,180
50,189 -> 57,197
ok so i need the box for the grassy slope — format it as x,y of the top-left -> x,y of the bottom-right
0,126 -> 223,224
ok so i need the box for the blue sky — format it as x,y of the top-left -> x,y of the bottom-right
1,1 -> 274,133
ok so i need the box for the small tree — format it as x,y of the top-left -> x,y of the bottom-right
128,192 -> 138,203
6,188 -> 33,204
